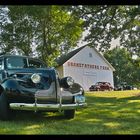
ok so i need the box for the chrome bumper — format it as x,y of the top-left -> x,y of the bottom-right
10,90 -> 87,112
10,102 -> 87,111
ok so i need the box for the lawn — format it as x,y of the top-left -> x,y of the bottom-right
0,90 -> 140,134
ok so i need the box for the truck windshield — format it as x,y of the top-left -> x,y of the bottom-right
6,57 -> 27,69
6,57 -> 46,69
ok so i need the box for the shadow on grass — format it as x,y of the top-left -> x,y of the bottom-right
1,92 -> 140,134
74,94 -> 140,134
10,110 -> 66,122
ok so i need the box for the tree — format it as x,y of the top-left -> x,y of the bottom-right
69,5 -> 140,56
29,6 -> 83,66
131,57 -> 140,87
104,47 -> 140,87
0,7 -> 14,53
0,6 -> 83,66
0,6 -> 36,56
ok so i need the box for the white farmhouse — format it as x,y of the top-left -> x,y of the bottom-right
56,45 -> 115,91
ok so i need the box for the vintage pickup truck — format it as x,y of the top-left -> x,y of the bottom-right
0,55 -> 87,120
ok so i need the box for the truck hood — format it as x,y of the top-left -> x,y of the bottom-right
5,68 -> 57,91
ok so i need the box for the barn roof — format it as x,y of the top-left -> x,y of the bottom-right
56,44 -> 115,71
56,45 -> 86,66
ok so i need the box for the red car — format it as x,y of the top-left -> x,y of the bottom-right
89,82 -> 113,91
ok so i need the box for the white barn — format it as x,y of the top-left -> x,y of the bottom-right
56,45 -> 115,91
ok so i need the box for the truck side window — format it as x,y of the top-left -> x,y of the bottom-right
0,59 -> 3,82
0,59 -> 3,70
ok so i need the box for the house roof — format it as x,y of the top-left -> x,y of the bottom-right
56,44 -> 115,71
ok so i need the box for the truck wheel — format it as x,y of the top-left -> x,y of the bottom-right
64,109 -> 75,119
0,92 -> 10,121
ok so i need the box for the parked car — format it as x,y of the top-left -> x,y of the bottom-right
114,83 -> 133,91
0,55 -> 87,120
114,85 -> 123,91
89,82 -> 113,91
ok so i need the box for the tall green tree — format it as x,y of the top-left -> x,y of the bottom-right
69,5 -> 140,56
0,6 -> 83,66
0,7 -> 14,53
0,6 -> 36,55
104,47 -> 140,87
28,6 -> 83,66
131,57 -> 140,87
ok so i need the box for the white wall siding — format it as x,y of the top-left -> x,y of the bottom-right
62,46 -> 114,91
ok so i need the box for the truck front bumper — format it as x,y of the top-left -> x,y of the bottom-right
10,102 -> 87,111
10,90 -> 87,112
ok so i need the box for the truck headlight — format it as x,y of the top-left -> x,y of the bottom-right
31,73 -> 41,84
60,76 -> 74,88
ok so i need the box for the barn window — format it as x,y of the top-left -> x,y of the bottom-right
89,53 -> 92,58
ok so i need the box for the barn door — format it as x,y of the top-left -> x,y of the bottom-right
83,75 -> 97,91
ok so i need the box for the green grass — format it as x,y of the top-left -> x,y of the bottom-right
1,90 -> 140,134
